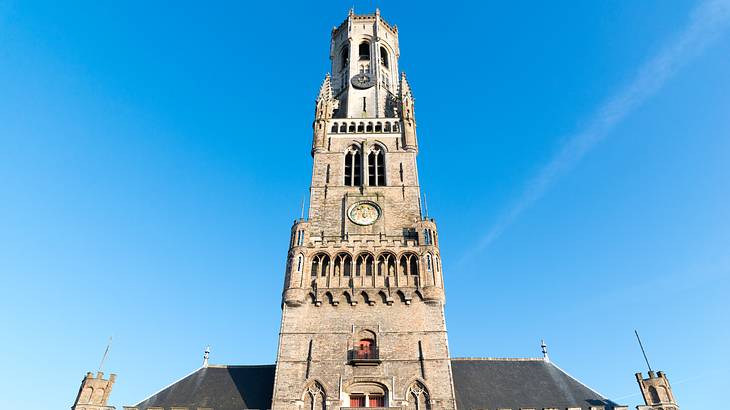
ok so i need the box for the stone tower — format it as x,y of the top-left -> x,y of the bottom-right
71,371 -> 116,410
635,371 -> 679,410
272,9 -> 457,410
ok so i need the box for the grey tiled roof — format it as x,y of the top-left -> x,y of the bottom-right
451,358 -> 619,410
132,359 -> 620,410
134,365 -> 274,410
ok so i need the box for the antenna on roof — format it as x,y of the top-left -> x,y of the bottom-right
203,345 -> 210,368
540,339 -> 550,363
635,329 -> 653,372
98,336 -> 112,373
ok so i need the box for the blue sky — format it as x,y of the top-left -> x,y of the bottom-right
1,1 -> 729,408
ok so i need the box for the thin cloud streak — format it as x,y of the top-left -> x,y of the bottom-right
472,0 -> 730,255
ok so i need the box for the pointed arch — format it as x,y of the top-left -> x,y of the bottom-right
377,251 -> 397,276
368,143 -> 386,186
405,380 -> 431,410
344,145 -> 362,186
303,380 -> 327,410
380,46 -> 390,68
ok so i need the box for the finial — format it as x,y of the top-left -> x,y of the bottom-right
541,339 -> 550,362
98,336 -> 112,373
300,197 -> 306,220
203,345 -> 210,367
635,329 -> 653,372
423,194 -> 429,218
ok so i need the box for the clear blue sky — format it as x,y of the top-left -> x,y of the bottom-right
1,1 -> 729,408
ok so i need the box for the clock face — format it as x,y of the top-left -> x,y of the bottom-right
351,73 -> 375,89
348,201 -> 381,225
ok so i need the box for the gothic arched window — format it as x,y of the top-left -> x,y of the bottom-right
304,381 -> 326,410
356,253 -> 374,276
380,46 -> 389,68
344,145 -> 362,186
359,41 -> 370,60
377,252 -> 396,276
310,254 -> 330,278
368,146 -> 385,186
340,46 -> 349,71
334,253 -> 352,277
406,381 -> 431,410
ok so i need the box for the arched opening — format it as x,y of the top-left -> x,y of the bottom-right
340,46 -> 349,70
303,381 -> 326,410
344,145 -> 362,186
380,46 -> 389,68
359,41 -> 370,60
406,381 -> 431,410
348,122 -> 356,133
334,253 -> 353,277
377,252 -> 396,276
649,386 -> 661,404
368,146 -> 386,186
339,123 -> 347,133
330,123 -> 338,133
426,254 -> 432,271
356,253 -> 374,276
347,382 -> 387,407
400,253 -> 419,276
310,254 -> 330,278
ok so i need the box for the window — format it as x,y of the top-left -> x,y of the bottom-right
406,382 -> 430,410
310,254 -> 330,277
297,255 -> 302,272
377,253 -> 396,276
344,146 -> 362,186
340,46 -> 349,70
426,254 -> 432,271
304,382 -> 326,410
347,382 -> 388,408
359,41 -> 370,60
334,253 -> 352,276
350,395 -> 366,407
368,146 -> 385,186
380,46 -> 389,68
356,254 -> 374,277
370,395 -> 385,407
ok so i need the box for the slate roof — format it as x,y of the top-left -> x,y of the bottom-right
134,365 -> 274,410
132,359 -> 620,410
451,358 -> 619,410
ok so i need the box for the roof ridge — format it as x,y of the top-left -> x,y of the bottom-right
207,364 -> 276,368
452,357 -> 545,361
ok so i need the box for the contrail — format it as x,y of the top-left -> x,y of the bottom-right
472,0 -> 730,255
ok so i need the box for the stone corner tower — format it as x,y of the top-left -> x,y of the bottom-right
635,370 -> 679,410
273,9 -> 456,410
71,371 -> 117,410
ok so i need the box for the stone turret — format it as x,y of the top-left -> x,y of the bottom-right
636,370 -> 679,410
72,371 -> 116,410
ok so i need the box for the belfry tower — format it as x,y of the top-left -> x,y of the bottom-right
272,9 -> 457,410
635,371 -> 680,410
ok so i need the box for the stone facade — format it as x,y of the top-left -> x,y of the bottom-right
273,9 -> 455,410
635,371 -> 679,410
72,372 -> 116,410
